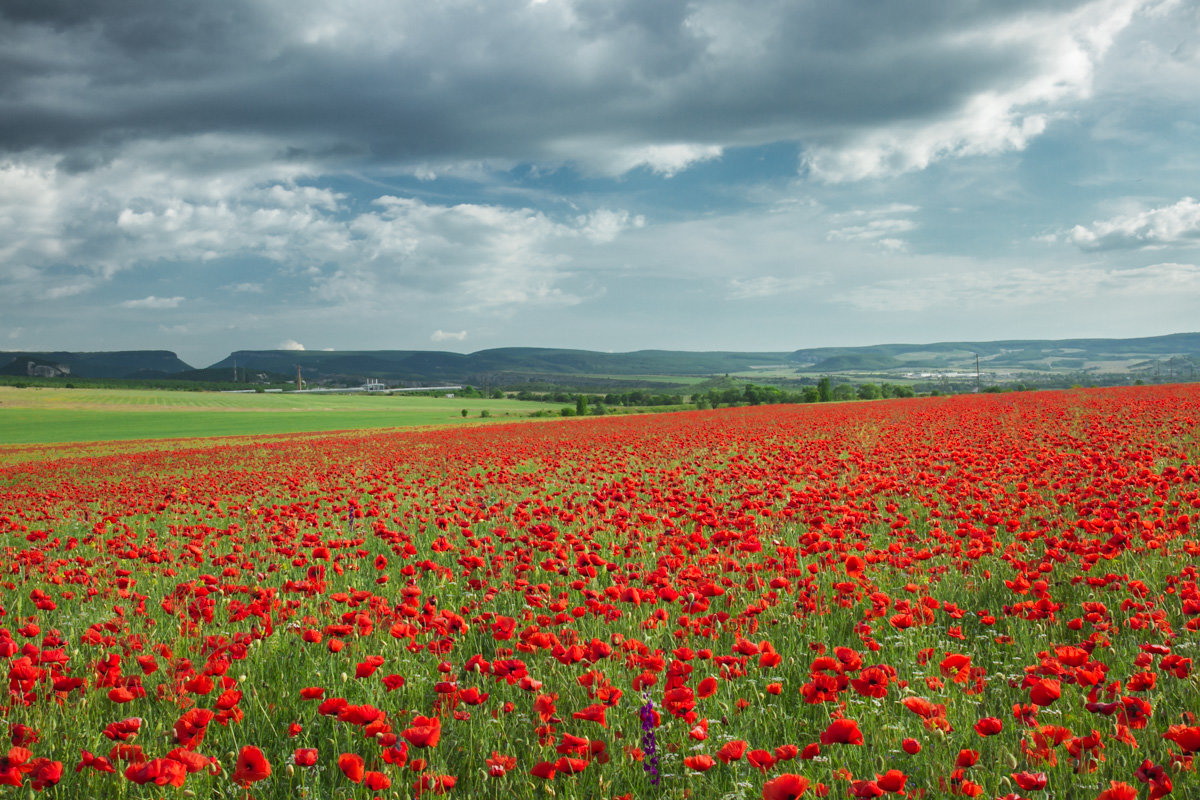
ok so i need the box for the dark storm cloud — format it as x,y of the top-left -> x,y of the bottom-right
0,0 -> 1133,173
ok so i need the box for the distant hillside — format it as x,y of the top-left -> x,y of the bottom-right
208,348 -> 794,383
0,350 -> 193,379
6,334 -> 1197,387
207,334 -> 1200,386
790,333 -> 1200,375
810,353 -> 902,371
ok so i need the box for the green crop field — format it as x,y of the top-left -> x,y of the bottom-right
0,386 -> 550,445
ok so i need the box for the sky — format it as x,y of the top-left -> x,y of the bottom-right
1,0 -> 1199,368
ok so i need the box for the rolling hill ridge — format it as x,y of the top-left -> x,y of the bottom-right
4,332 -> 1198,386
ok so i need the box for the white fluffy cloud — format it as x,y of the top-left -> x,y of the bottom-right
430,330 -> 467,342
0,149 -> 641,316
1066,197 -> 1200,250
333,197 -> 638,311
727,274 -> 832,300
278,339 -> 306,351
587,144 -> 725,178
803,0 -> 1143,181
120,295 -> 185,309
827,218 -> 917,252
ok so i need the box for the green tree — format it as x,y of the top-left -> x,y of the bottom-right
857,383 -> 881,400
817,377 -> 832,402
832,383 -> 856,401
576,395 -> 589,415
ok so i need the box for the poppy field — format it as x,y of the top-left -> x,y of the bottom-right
1,386 -> 1199,799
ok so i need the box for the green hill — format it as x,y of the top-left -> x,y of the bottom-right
208,348 -> 794,383
0,350 -> 193,379
4,333 -> 1198,388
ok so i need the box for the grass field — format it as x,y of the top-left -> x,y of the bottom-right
0,386 -> 550,445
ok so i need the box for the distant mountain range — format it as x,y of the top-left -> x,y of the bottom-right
789,332 -> 1200,374
4,331 -> 1199,385
0,350 -> 192,379
207,348 -> 792,382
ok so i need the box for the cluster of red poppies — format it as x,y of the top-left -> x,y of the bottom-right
1,385 -> 1198,799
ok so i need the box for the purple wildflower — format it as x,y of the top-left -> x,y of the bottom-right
640,693 -> 659,787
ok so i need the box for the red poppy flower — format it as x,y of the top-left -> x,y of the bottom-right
402,715 -> 442,749
355,655 -> 384,678
1163,725 -> 1200,753
717,740 -> 749,763
572,703 -> 607,726
1095,782 -> 1139,800
166,748 -> 211,774
124,757 -> 187,787
748,749 -> 776,772
102,718 -> 142,742
1028,678 -> 1061,707
338,752 -> 365,783
763,773 -> 810,800
850,666 -> 890,698
172,709 -> 213,748
1013,771 -> 1047,790
294,749 -> 318,767
876,769 -> 907,793
365,771 -> 391,790
486,751 -> 516,777
231,745 -> 270,787
820,719 -> 863,745
28,759 -> 63,791
684,754 -> 715,771
774,744 -> 799,761
974,717 -> 1003,736
849,780 -> 884,798
553,756 -> 588,774
107,687 -> 136,704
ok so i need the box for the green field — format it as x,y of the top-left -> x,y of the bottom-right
0,387 -> 551,445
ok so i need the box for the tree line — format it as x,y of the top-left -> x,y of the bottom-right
695,379 -> 915,408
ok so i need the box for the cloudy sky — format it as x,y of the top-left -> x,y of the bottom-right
2,0 -> 1198,367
